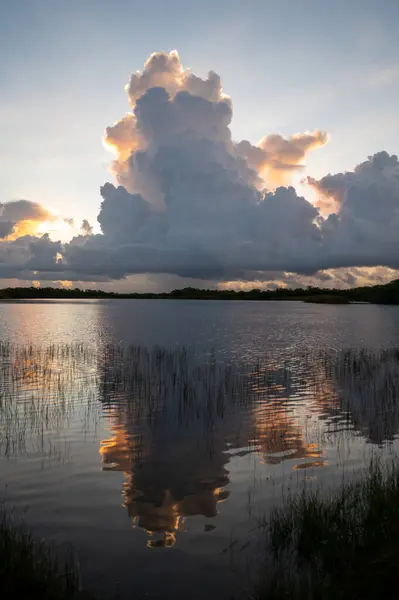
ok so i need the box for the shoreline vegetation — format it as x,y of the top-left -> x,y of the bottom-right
0,278 -> 398,304
4,460 -> 399,599
256,460 -> 399,600
0,510 -> 87,600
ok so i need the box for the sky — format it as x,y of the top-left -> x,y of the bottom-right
1,0 -> 399,291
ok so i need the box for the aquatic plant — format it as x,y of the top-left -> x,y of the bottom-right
0,509 -> 87,600
255,459 -> 399,599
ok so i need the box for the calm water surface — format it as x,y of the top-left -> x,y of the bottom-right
1,299 -> 399,599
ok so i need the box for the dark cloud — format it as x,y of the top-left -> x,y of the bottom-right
62,147 -> 399,281
60,183 -> 321,281
0,234 -> 61,277
0,200 -> 51,222
80,219 -> 93,236
0,221 -> 15,239
317,152 -> 399,269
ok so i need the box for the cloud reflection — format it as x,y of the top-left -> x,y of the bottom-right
1,343 -> 399,547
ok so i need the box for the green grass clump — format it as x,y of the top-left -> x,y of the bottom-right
0,510 -> 88,600
256,461 -> 399,599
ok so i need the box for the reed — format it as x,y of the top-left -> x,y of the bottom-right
255,459 -> 399,599
0,509 -> 89,600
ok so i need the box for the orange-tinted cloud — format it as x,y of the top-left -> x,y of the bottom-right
236,130 -> 328,188
0,200 -> 56,240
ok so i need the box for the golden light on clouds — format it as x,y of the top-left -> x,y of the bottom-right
2,202 -> 75,243
257,131 -> 329,188
58,280 -> 73,289
236,130 -> 329,190
6,219 -> 52,240
36,217 -> 75,241
103,113 -> 142,162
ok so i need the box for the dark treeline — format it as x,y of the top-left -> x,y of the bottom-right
0,279 -> 399,304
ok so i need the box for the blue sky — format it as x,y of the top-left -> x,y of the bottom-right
1,0 -> 398,231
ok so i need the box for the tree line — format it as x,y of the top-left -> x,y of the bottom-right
0,279 -> 398,304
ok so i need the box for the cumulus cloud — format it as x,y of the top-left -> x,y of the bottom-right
0,51 -> 398,287
236,130 -> 328,187
308,151 -> 399,214
0,200 -> 50,223
0,199 -> 56,239
104,50 -> 326,202
125,50 -> 225,106
311,151 -> 399,270
0,234 -> 60,278
78,50 -> 328,281
61,182 -> 324,281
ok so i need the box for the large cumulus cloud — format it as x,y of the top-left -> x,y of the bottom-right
0,51 -> 398,286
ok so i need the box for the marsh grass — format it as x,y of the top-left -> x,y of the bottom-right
0,509 -> 89,600
256,459 -> 399,599
1,344 -> 399,460
1,344 -> 399,597
0,343 -> 99,458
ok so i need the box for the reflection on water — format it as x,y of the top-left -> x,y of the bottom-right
2,342 -> 399,558
254,401 -> 326,467
97,347 -> 244,547
91,345 -> 399,545
101,419 -> 229,548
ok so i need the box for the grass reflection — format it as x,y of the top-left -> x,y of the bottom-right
1,343 -> 399,548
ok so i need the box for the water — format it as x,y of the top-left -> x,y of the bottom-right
1,299 -> 399,599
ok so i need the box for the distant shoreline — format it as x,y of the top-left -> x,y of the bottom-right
0,280 -> 398,304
